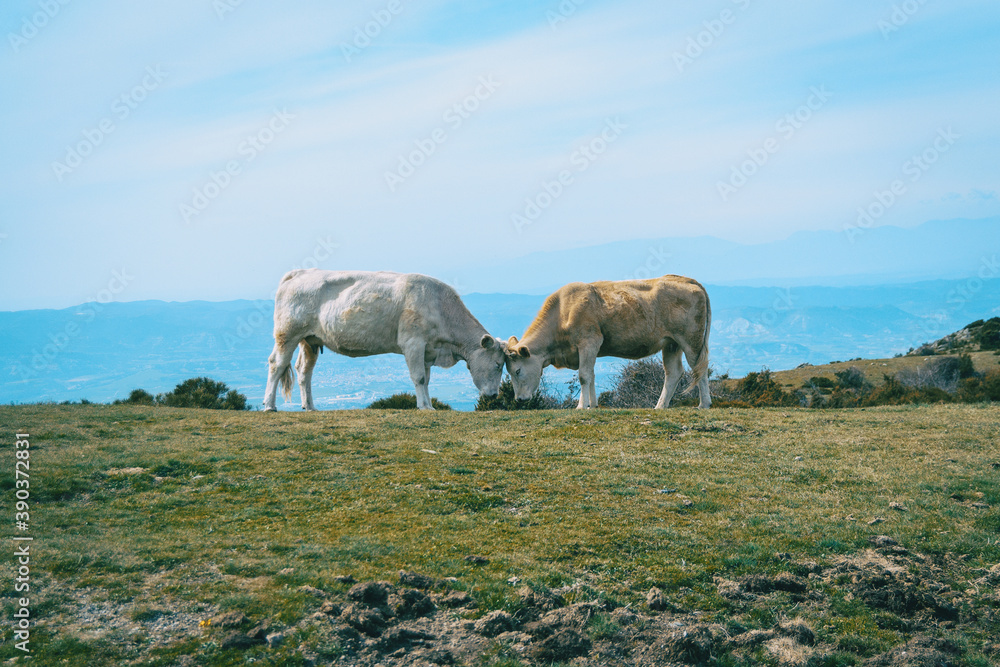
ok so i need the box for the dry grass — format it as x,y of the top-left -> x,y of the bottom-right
1,403 -> 998,665
755,350 -> 1000,391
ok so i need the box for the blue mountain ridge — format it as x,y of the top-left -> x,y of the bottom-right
450,217 -> 999,294
3,278 -> 997,410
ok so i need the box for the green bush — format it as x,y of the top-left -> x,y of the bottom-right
957,353 -> 976,379
731,369 -> 797,407
859,375 -> 951,406
366,393 -> 451,410
973,317 -> 1000,350
476,378 -> 550,411
834,367 -> 871,391
824,387 -> 860,408
114,389 -> 155,406
958,369 -> 1000,402
157,377 -> 250,410
804,376 -> 836,390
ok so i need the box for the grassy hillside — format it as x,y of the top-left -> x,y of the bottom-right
766,350 -> 1000,392
2,404 -> 999,666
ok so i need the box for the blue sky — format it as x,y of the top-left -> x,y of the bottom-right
1,0 -> 998,310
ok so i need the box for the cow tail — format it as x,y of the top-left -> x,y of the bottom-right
280,363 -> 295,401
685,291 -> 712,394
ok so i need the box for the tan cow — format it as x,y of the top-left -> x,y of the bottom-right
504,275 -> 711,409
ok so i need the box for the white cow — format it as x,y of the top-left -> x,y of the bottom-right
263,270 -> 507,411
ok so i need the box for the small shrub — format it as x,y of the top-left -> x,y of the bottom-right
600,359 -> 669,408
598,358 -> 708,408
366,393 -> 451,410
957,369 -> 1000,402
476,378 -> 550,411
834,367 -> 871,391
973,317 -> 1000,350
731,369 -> 797,407
157,377 -> 250,410
804,376 -> 836,390
862,375 -> 909,405
115,389 -> 155,406
859,375 -> 951,406
558,377 -> 581,409
823,387 -> 859,408
896,356 -> 960,393
957,353 -> 976,379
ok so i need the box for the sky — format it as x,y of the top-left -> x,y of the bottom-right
1,0 -> 998,310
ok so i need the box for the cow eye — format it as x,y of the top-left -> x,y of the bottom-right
515,369 -> 521,377
495,362 -> 502,369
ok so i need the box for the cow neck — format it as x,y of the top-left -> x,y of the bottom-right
518,329 -> 556,369
452,315 -> 490,362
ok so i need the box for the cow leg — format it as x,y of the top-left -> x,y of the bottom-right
423,362 -> 435,409
692,350 -> 712,409
577,343 -> 600,409
678,340 -> 712,409
295,341 -> 318,411
697,369 -> 712,409
656,344 -> 684,409
403,342 -> 435,410
263,337 -> 297,411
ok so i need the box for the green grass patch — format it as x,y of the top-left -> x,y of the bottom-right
1,403 -> 998,664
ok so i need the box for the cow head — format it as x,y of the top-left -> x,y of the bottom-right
504,336 -> 543,400
467,334 -> 507,397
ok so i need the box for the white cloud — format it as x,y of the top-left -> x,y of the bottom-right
1,0 -> 998,308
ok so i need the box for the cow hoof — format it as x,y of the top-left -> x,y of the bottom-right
262,406 -> 277,412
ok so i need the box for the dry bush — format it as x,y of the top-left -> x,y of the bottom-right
896,357 -> 960,393
598,358 -> 702,408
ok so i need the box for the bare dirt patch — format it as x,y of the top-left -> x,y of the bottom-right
36,549 -> 991,666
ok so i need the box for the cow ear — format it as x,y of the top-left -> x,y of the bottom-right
507,336 -> 519,347
518,346 -> 531,358
480,334 -> 495,349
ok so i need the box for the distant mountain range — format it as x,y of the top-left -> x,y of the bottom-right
4,276 -> 998,410
450,217 -> 999,294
